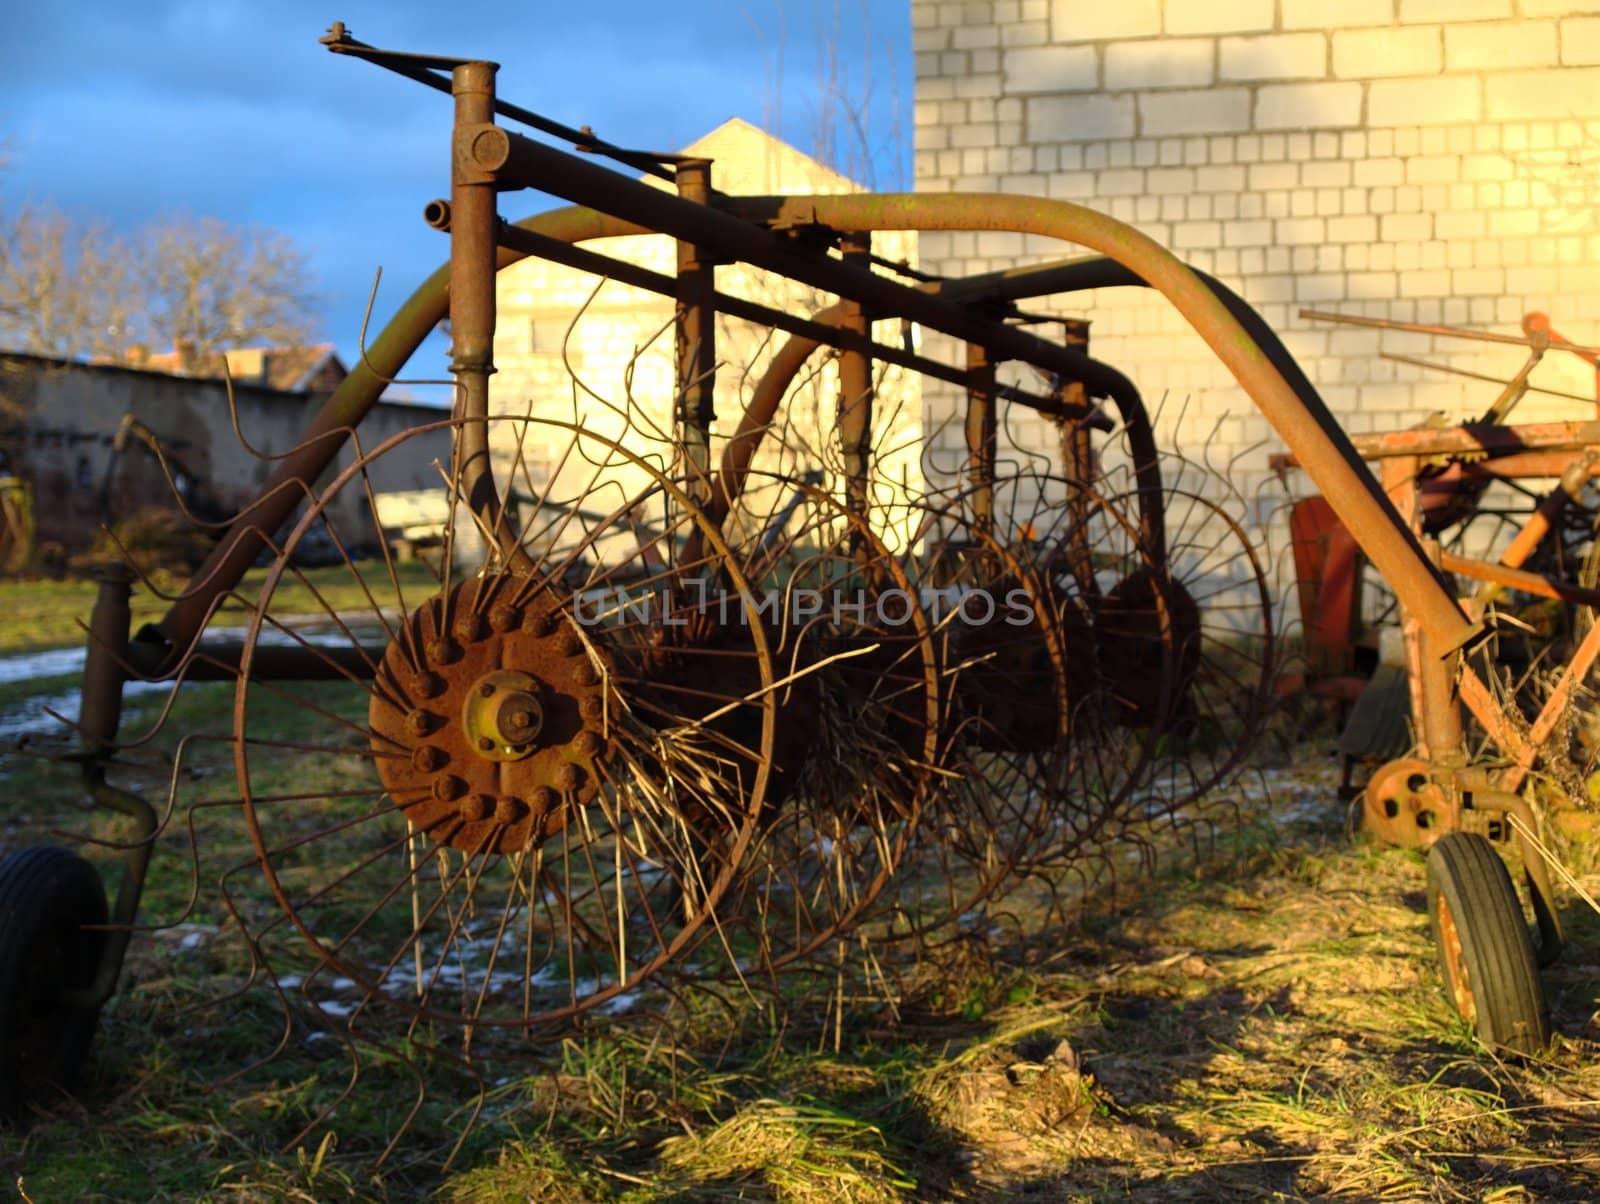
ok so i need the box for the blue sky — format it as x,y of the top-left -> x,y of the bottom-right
4,0 -> 912,395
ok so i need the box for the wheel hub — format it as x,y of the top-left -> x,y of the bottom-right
368,577 -> 612,853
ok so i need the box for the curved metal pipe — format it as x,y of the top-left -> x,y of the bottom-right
722,192 -> 1475,654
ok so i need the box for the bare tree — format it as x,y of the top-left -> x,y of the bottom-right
0,206 -> 319,362
140,215 -> 317,360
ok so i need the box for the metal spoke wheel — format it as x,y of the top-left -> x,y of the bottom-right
706,467 -> 942,981
233,415 -> 777,1037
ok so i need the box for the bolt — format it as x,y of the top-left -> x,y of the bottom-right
428,638 -> 462,665
490,605 -> 520,633
572,730 -> 604,758
573,661 -> 599,686
457,613 -> 488,642
528,610 -> 558,636
581,696 -> 604,722
555,763 -> 584,792
459,792 -> 493,822
411,745 -> 447,773
477,736 -> 495,753
433,774 -> 467,802
479,682 -> 496,698
510,709 -> 533,728
405,709 -> 434,736
557,631 -> 583,656
495,796 -> 525,824
415,671 -> 446,700
530,785 -> 557,810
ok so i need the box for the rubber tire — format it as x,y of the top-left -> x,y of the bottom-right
1426,832 -> 1550,1056
0,845 -> 108,1120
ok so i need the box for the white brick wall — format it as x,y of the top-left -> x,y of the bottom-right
914,0 -> 1600,588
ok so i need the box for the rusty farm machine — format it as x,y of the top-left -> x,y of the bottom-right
0,27 -> 1592,1150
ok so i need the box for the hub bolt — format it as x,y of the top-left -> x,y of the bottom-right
457,614 -> 488,642
558,631 -> 583,656
405,709 -> 434,736
573,730 -> 604,758
415,671 -> 446,700
412,745 -> 447,773
530,785 -> 557,810
459,792 -> 493,822
428,638 -> 462,665
433,774 -> 468,802
478,736 -> 496,753
479,682 -> 496,698
581,696 -> 604,721
573,661 -> 599,686
555,763 -> 584,792
490,605 -> 520,633
495,796 -> 525,824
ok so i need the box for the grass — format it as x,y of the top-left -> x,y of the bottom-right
3,689 -> 1600,1201
3,597 -> 1599,1201
0,560 -> 436,655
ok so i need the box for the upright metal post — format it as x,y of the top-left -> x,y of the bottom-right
964,341 -> 996,540
837,232 -> 874,540
675,159 -> 716,505
450,60 -> 513,557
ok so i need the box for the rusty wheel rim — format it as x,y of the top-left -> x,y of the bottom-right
1435,892 -> 1477,1027
233,414 -> 777,1033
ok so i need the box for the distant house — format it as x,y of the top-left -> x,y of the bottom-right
490,119 -> 924,553
0,344 -> 445,560
120,340 -> 348,395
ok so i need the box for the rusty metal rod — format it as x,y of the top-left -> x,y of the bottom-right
710,192 -> 1469,650
1380,352 -> 1597,406
492,221 -> 1077,415
1301,308 -> 1600,357
471,130 -> 1172,559
1441,551 -> 1600,609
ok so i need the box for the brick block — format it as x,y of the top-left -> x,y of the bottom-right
1173,221 -> 1223,249
1327,214 -> 1378,241
1223,219 -> 1273,245
1003,45 -> 1098,93
1255,82 -> 1363,129
1382,212 -> 1433,240
1303,160 -> 1352,186
1276,217 -> 1326,242
1097,168 -> 1145,194
1029,94 -> 1136,141
1147,167 -> 1196,193
1446,20 -> 1558,70
1282,0 -> 1393,28
1368,77 -> 1480,125
1165,0 -> 1273,35
1399,269 -> 1451,296
1562,17 -> 1600,65
1405,155 -> 1459,183
1140,88 -> 1252,136
1400,0 -> 1508,19
1486,67 -> 1600,120
1353,157 -> 1403,186
1050,0 -> 1159,40
1104,38 -> 1215,89
1197,164 -> 1247,190
1220,32 -> 1327,80
1249,162 -> 1299,189
1331,25 -> 1441,78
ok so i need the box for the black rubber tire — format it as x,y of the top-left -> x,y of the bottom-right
0,845 -> 108,1120
1426,832 -> 1550,1056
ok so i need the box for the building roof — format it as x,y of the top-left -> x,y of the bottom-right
131,342 -> 345,392
651,117 -> 863,197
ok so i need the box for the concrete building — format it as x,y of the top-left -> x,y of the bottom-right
0,349 -> 448,559
490,119 -> 923,558
912,1 -> 1600,533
